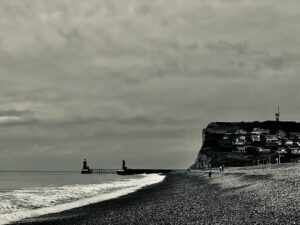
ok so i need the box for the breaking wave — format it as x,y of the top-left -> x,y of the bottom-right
0,173 -> 165,225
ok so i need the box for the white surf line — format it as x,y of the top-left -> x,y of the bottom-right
0,174 -> 166,225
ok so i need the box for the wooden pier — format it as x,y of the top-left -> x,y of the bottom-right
81,159 -> 119,174
89,169 -> 119,174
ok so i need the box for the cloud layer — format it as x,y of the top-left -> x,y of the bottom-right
1,0 -> 300,170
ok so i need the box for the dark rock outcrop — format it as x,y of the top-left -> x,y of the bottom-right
190,121 -> 300,169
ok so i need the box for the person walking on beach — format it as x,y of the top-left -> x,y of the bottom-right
208,171 -> 212,180
219,166 -> 222,173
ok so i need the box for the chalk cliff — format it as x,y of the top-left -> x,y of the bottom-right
190,121 -> 300,169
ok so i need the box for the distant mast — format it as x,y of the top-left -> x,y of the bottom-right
275,107 -> 280,122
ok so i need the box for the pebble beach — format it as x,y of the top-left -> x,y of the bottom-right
14,163 -> 300,225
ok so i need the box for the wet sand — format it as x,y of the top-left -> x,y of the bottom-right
13,164 -> 300,225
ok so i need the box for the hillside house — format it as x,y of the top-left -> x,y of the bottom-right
289,132 -> 300,140
285,140 -> 293,146
233,137 -> 245,146
258,147 -> 271,153
277,130 -> 286,139
234,146 -> 246,152
290,148 -> 300,155
251,134 -> 260,142
253,128 -> 270,135
265,135 -> 278,143
235,129 -> 247,135
277,147 -> 287,154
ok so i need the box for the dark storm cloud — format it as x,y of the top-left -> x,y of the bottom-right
1,0 -> 300,170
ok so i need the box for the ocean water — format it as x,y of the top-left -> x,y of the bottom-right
0,171 -> 165,225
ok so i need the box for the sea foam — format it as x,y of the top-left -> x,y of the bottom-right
0,173 -> 165,225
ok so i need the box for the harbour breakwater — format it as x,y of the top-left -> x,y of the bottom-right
191,120 -> 300,169
81,160 -> 172,175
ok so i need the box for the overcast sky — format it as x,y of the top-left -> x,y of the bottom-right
1,0 -> 300,170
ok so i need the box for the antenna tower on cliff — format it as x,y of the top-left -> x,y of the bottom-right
275,107 -> 280,122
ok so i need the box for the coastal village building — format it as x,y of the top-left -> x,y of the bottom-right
277,147 -> 287,154
265,135 -> 279,146
277,130 -> 286,139
234,146 -> 246,152
285,140 -> 293,145
291,147 -> 300,155
289,132 -> 300,140
235,129 -> 247,135
253,128 -> 270,135
251,134 -> 260,142
258,147 -> 271,153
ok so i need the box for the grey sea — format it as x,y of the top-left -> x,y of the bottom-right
0,171 -> 165,225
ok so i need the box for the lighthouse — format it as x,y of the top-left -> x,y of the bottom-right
275,107 -> 280,122
81,158 -> 90,174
